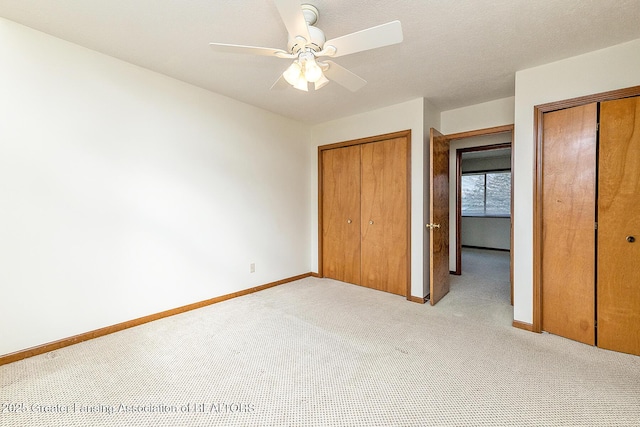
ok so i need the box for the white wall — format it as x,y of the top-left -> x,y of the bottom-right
513,38 -> 640,324
461,217 -> 511,250
441,97 -> 515,135
0,18 -> 311,356
309,98 -> 440,298
462,155 -> 511,172
440,99 -> 514,271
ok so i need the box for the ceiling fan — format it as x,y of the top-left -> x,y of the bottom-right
209,0 -> 403,92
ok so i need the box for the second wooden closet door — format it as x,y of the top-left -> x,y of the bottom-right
597,96 -> 640,355
361,138 -> 408,295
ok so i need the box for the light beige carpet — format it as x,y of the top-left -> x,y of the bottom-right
2,250 -> 639,426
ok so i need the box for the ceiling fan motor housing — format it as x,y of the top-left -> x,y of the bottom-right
288,4 -> 325,54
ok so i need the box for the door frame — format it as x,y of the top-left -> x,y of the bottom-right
532,85 -> 640,333
317,129 -> 412,299
442,125 -> 514,303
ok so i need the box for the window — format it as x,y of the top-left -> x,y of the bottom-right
461,171 -> 511,216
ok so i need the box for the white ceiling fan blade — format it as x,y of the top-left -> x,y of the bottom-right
274,0 -> 311,43
323,20 -> 403,58
209,42 -> 291,58
270,74 -> 290,90
322,61 -> 367,92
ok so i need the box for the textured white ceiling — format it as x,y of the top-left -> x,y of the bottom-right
1,0 -> 640,123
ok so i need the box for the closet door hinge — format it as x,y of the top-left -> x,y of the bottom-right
596,122 -> 600,131
595,222 -> 598,230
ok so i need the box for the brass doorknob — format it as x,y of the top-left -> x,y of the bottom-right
347,219 -> 352,224
627,235 -> 636,243
426,223 -> 440,229
369,220 -> 374,225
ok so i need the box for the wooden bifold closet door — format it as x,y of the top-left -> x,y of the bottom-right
597,97 -> 640,355
321,134 -> 409,296
321,145 -> 361,285
541,103 -> 597,346
360,138 -> 408,295
540,96 -> 640,356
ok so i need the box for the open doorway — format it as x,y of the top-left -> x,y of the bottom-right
457,145 -> 512,312
447,127 -> 513,306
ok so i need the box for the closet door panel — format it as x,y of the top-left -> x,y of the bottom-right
360,137 -> 408,296
322,146 -> 361,284
541,103 -> 597,345
598,96 -> 640,356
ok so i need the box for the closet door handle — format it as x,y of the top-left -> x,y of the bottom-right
369,220 -> 374,225
627,235 -> 636,243
347,219 -> 352,224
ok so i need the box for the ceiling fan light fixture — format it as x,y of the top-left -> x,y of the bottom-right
298,51 -> 323,83
284,51 -> 326,90
293,77 -> 309,91
303,57 -> 323,83
283,61 -> 303,86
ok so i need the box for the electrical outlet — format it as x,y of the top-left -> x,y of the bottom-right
250,263 -> 255,273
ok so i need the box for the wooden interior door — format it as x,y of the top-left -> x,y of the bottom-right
429,128 -> 450,305
360,136 -> 409,296
597,96 -> 640,356
322,146 -> 361,285
541,103 -> 597,345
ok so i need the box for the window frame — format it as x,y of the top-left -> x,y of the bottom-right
461,168 -> 511,218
